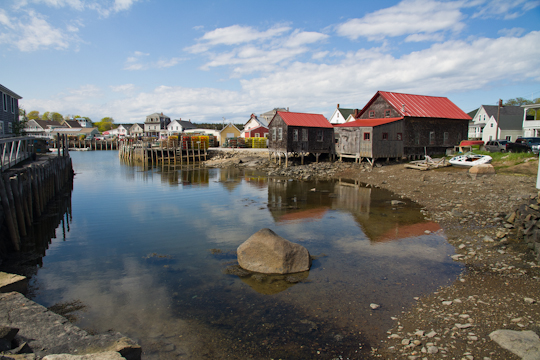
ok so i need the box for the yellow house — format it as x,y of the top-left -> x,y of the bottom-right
218,123 -> 241,145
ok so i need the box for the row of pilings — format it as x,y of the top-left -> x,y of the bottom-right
0,154 -> 74,258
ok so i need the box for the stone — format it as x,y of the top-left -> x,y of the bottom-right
370,303 -> 381,310
469,164 -> 495,175
0,273 -> 27,294
426,331 -> 437,338
42,352 -> 125,360
524,297 -> 536,304
427,346 -> 438,354
489,330 -> 540,360
237,228 -> 311,274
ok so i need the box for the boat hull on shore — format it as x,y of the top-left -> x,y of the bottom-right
449,154 -> 492,167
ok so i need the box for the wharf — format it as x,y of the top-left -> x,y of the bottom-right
119,140 -> 208,166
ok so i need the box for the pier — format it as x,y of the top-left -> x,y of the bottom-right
119,138 -> 208,166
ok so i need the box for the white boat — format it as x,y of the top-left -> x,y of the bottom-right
449,153 -> 492,167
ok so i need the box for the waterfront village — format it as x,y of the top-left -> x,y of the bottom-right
1,82 -> 540,359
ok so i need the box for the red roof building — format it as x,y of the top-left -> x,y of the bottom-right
335,91 -> 470,162
268,111 -> 334,163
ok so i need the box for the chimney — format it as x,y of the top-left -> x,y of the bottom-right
402,104 -> 405,113
354,109 -> 359,118
287,107 -> 289,111
337,103 -> 340,109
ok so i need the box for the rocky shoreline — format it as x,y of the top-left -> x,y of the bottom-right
206,149 -> 540,359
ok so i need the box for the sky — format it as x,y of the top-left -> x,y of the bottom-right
1,0 -> 539,125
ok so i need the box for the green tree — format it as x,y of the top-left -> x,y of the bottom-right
42,111 -> 50,120
14,108 -> 28,136
51,112 -> 63,123
28,110 -> 40,120
95,117 -> 114,132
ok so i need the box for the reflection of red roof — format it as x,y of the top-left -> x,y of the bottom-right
375,221 -> 441,242
360,91 -> 471,120
335,117 -> 403,127
277,111 -> 333,128
278,207 -> 329,223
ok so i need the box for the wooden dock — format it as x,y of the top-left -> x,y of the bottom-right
119,139 -> 208,166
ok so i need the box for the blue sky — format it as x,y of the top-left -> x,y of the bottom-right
1,0 -> 539,124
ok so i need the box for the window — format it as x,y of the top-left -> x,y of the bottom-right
0,122 -> 3,135
302,128 -> 308,141
369,110 -> 375,118
255,133 -> 260,137
443,132 -> 449,145
11,98 -> 15,114
8,123 -> 12,134
414,133 -> 420,145
317,129 -> 323,142
382,132 -> 388,140
397,133 -> 402,141
293,129 -> 298,141
429,131 -> 435,145
364,132 -> 370,140
278,128 -> 283,141
272,128 -> 276,141
384,109 -> 391,118
506,135 -> 512,141
2,94 -> 6,112
491,123 -> 494,127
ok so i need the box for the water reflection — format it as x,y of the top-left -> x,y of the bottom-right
18,152 -> 462,360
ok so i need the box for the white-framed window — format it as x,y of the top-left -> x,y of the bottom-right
255,133 -> 260,137
490,123 -> 494,127
293,129 -> 298,141
505,135 -> 511,141
272,128 -> 276,141
302,128 -> 308,141
369,110 -> 375,118
278,128 -> 283,141
11,98 -> 15,114
8,122 -> 12,133
2,93 -> 7,112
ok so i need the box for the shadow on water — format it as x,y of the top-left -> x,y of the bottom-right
7,152 -> 463,360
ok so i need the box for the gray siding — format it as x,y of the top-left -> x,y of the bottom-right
335,121 -> 404,159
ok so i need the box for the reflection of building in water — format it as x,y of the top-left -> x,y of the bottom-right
243,170 -> 268,189
267,179 -> 333,223
266,178 -> 440,241
331,180 -> 440,242
218,167 -> 243,192
180,167 -> 209,186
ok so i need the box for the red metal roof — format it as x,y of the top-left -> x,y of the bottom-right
334,117 -> 403,127
360,91 -> 471,120
277,111 -> 333,128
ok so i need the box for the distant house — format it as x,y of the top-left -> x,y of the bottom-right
25,120 -> 63,138
268,111 -> 334,163
522,103 -> 540,137
144,112 -> 171,137
242,114 -> 268,138
60,119 -> 83,128
167,119 -> 198,135
74,117 -> 91,128
129,123 -> 144,137
328,105 -> 359,125
55,127 -> 100,140
219,123 -> 241,145
260,108 -> 288,124
106,124 -> 130,137
0,84 -> 22,137
335,91 -> 470,161
469,105 -> 525,141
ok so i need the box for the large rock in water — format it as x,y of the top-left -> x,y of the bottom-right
237,229 -> 311,274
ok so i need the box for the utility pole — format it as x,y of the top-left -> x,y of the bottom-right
495,99 -> 502,140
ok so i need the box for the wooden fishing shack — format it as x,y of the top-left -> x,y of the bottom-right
268,111 -> 334,166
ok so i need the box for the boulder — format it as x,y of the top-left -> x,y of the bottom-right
237,229 -> 311,274
469,164 -> 495,175
489,329 -> 540,360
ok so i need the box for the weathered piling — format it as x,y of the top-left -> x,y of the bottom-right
0,154 -> 74,257
119,139 -> 208,166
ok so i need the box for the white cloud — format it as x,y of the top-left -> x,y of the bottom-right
498,27 -> 526,37
471,0 -> 540,19
283,30 -> 329,47
0,9 -> 76,51
110,84 -> 136,93
336,0 -> 465,41
123,52 -> 184,70
186,24 -> 291,53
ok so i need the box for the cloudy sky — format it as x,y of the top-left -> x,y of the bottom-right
1,0 -> 539,124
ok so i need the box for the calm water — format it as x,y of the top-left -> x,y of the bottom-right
27,151 -> 462,359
